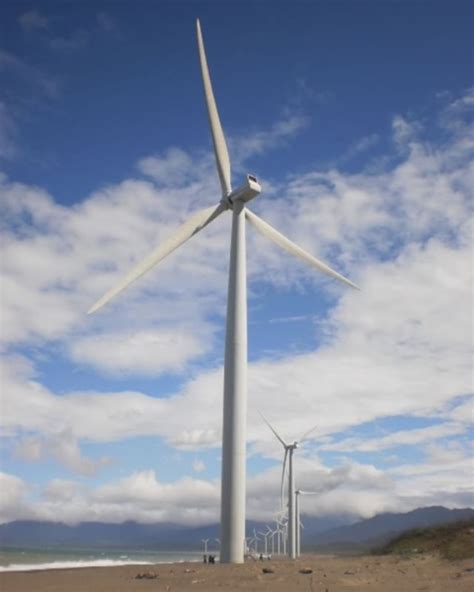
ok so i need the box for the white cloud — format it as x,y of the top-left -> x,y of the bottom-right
43,479 -> 83,502
137,148 -> 194,186
449,398 -> 473,424
70,329 -> 210,376
192,459 -> 206,473
14,432 -> 111,476
387,451 -> 474,509
392,115 -> 418,148
52,470 -> 219,525
336,133 -> 379,166
0,463 -> 401,525
423,441 -> 471,465
232,114 -> 309,168
0,473 -> 31,523
0,90 -> 473,524
322,422 -> 468,453
2,451 -> 468,526
0,176 -> 471,445
0,175 -> 229,349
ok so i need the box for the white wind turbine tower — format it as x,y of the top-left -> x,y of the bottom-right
295,489 -> 317,557
258,526 -> 272,555
88,20 -> 358,564
261,414 -> 318,559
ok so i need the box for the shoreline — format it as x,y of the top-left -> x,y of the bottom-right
0,553 -> 472,591
0,548 -> 204,573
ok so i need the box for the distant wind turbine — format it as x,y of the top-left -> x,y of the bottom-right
295,489 -> 317,557
258,527 -> 272,555
88,19 -> 358,564
261,413 -> 318,559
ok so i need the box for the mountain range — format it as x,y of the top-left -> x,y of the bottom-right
0,506 -> 472,551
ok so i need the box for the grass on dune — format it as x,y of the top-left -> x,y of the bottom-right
373,519 -> 474,560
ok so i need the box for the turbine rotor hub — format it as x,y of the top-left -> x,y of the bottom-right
226,174 -> 262,207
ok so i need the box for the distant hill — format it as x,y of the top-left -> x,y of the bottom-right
0,516 -> 348,550
307,506 -> 474,551
374,518 -> 474,560
0,520 -> 189,550
1,506 -> 472,551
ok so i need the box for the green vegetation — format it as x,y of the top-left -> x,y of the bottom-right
373,519 -> 474,560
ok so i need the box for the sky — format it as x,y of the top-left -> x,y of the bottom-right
0,1 -> 473,528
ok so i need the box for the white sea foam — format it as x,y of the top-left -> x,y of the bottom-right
0,559 -> 154,572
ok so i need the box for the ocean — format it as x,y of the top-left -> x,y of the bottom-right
0,547 -> 204,572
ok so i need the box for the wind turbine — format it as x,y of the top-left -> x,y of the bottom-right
88,20 -> 358,564
295,489 -> 317,557
268,527 -> 277,555
261,414 -> 318,559
258,527 -> 272,555
265,524 -> 273,554
252,528 -> 260,554
244,536 -> 252,555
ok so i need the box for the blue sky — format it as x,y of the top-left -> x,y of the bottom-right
0,1 -> 472,526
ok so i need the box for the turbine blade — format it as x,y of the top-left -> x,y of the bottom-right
299,423 -> 318,443
281,448 -> 289,510
259,411 -> 288,447
88,202 -> 226,314
245,209 -> 359,290
196,19 -> 232,196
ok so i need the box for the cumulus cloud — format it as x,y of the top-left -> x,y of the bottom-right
0,473 -> 31,523
14,432 -> 111,476
0,90 -> 473,524
0,463 -> 400,525
2,451 -> 468,526
137,148 -> 194,186
0,174 -> 228,348
0,470 -> 221,526
70,329 -> 210,376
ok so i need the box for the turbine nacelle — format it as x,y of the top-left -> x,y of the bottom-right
224,174 -> 261,207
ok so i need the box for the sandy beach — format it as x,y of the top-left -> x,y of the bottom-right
1,553 -> 473,592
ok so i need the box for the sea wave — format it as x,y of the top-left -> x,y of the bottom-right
0,558 -> 155,572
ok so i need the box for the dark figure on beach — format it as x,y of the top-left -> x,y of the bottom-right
259,553 -> 263,561
203,554 -> 207,563
208,555 -> 215,564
